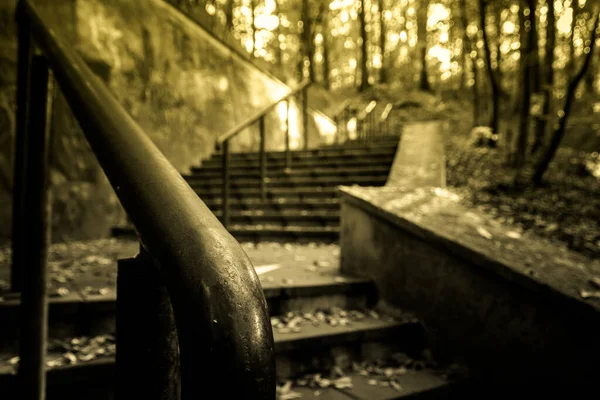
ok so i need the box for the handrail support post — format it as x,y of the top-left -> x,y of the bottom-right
222,140 -> 231,228
259,116 -> 267,202
285,100 -> 291,172
11,7 -> 33,293
18,55 -> 53,400
116,254 -> 180,400
302,86 -> 308,149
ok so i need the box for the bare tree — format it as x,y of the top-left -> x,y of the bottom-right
316,2 -> 330,88
515,0 -> 535,168
225,0 -> 234,31
358,0 -> 370,91
378,0 -> 387,83
478,0 -> 501,134
532,12 -> 599,185
298,0 -> 315,81
459,0 -> 480,126
417,0 -> 431,91
531,0 -> 555,154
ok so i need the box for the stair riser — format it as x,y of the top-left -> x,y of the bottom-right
198,157 -> 395,170
276,337 -> 424,380
2,338 -> 421,400
219,142 -> 400,158
203,202 -> 340,212
210,148 -> 398,162
111,227 -> 340,242
0,289 -> 372,353
187,166 -> 392,179
193,190 -> 340,199
188,179 -> 387,191
228,229 -> 339,242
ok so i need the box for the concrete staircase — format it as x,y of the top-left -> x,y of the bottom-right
0,252 -> 460,399
184,137 -> 400,241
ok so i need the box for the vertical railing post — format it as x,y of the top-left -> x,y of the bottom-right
285,100 -> 291,172
18,55 -> 53,400
259,116 -> 267,202
221,140 -> 230,228
116,252 -> 180,400
302,86 -> 308,149
12,6 -> 33,293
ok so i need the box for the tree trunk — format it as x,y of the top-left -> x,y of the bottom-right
528,0 -> 542,151
515,0 -> 534,167
298,0 -> 314,81
459,0 -> 470,90
478,0 -> 500,134
378,0 -> 387,83
322,27 -> 331,89
251,0 -> 256,56
533,12 -> 599,185
358,0 -> 370,91
417,0 -> 431,91
316,2 -> 330,89
569,1 -> 579,74
531,0 -> 555,154
585,50 -> 598,94
459,0 -> 479,125
225,0 -> 234,31
494,2 -> 503,96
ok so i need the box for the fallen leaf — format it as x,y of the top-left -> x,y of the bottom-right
476,226 -> 493,239
589,277 -> 600,289
579,289 -> 600,299
506,231 -> 521,239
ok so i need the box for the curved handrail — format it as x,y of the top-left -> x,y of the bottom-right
17,1 -> 275,398
216,79 -> 311,146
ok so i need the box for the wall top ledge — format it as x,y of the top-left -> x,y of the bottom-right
338,185 -> 600,318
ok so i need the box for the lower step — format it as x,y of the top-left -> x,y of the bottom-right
0,310 -> 445,400
113,225 -> 340,241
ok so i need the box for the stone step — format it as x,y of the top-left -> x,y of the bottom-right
214,210 -> 339,227
112,225 -> 340,242
200,152 -> 397,169
0,264 -> 372,353
187,165 -> 392,179
211,145 -> 398,161
228,225 -> 340,241
286,370 -> 451,400
192,186 -> 340,199
202,197 -> 341,211
195,156 -> 395,172
0,312 -> 436,400
186,175 -> 388,190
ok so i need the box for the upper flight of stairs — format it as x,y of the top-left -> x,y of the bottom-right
112,136 -> 400,241
188,138 -> 399,241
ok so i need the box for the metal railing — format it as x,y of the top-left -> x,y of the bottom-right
332,99 -> 397,144
215,79 -> 311,228
12,1 -> 274,399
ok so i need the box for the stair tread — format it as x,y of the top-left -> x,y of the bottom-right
289,370 -> 448,400
190,165 -> 392,178
0,315 -> 413,374
273,314 -> 409,346
229,225 -> 340,232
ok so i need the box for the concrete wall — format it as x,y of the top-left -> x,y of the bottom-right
339,186 -> 600,385
0,0 -> 334,243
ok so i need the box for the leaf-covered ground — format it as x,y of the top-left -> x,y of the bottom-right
446,136 -> 600,260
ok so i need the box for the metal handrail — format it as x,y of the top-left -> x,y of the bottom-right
216,79 -> 312,227
13,1 -> 274,399
216,79 -> 311,145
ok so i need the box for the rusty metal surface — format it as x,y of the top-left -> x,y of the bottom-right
17,1 -> 275,398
